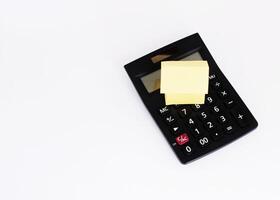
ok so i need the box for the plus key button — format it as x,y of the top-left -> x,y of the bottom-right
231,108 -> 248,128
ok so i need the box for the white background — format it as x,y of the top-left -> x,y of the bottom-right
0,0 -> 279,199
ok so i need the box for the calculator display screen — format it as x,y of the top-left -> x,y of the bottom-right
141,51 -> 203,93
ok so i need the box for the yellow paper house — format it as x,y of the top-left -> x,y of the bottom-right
160,61 -> 209,105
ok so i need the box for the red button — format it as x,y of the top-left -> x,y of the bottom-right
176,133 -> 189,145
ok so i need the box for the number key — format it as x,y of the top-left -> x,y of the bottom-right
177,106 -> 192,118
217,114 -> 228,124
186,117 -> 196,127
183,145 -> 193,155
198,111 -> 209,122
198,136 -> 210,147
192,104 -> 202,111
211,105 -> 221,114
204,121 -> 216,131
191,127 -> 203,138
205,96 -> 215,105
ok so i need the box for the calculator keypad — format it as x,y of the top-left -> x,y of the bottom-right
157,72 -> 255,162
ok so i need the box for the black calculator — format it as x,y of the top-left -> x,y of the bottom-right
124,33 -> 258,164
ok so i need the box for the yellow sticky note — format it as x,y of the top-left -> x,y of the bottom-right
165,94 -> 205,105
160,61 -> 209,94
160,61 -> 209,105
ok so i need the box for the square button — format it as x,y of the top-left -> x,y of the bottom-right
198,136 -> 210,147
231,108 -> 248,127
198,111 -> 210,122
182,145 -> 193,155
205,95 -> 215,105
170,124 -> 183,135
217,114 -> 228,124
176,133 -> 190,145
224,99 -> 235,108
191,104 -> 203,112
211,81 -> 222,90
158,106 -> 170,115
191,127 -> 204,138
210,130 -> 223,141
204,120 -> 216,131
209,73 -> 217,81
217,90 -> 229,99
211,105 -> 222,114
224,125 -> 235,134
186,117 -> 197,128
177,106 -> 192,118
164,115 -> 176,124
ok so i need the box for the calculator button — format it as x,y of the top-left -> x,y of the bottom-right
176,133 -> 190,145
170,124 -> 183,135
191,127 -> 204,138
164,115 -> 176,124
177,106 -> 192,118
217,114 -> 228,124
231,109 -> 248,127
158,106 -> 170,115
198,136 -> 210,147
209,73 -> 217,81
204,121 -> 216,131
198,111 -> 210,122
186,117 -> 196,127
191,104 -> 202,111
224,125 -> 235,134
210,130 -> 224,141
217,90 -> 229,99
211,81 -> 222,90
183,145 -> 193,155
224,99 -> 235,108
211,105 -> 222,114
205,95 -> 215,105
